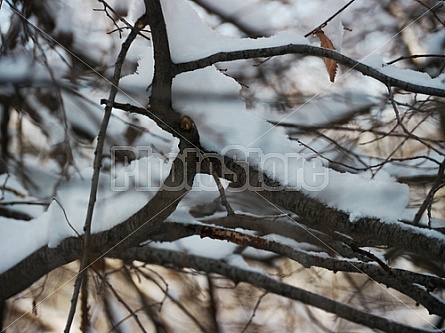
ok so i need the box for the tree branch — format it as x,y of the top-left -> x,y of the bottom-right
213,156 -> 445,262
115,246 -> 437,333
173,44 -> 445,97
2,147 -> 444,304
0,143 -> 197,300
149,221 -> 445,316
64,13 -> 151,333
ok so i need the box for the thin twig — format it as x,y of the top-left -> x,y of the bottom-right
413,158 -> 445,225
212,171 -> 235,216
134,265 -> 208,332
64,14 -> 149,333
304,0 -> 356,37
94,268 -> 148,333
415,0 -> 445,26
96,0 -> 151,41
240,292 -> 267,333
52,198 -> 83,239
206,274 -> 221,333
388,87 -> 444,156
100,99 -> 149,117
386,54 -> 445,65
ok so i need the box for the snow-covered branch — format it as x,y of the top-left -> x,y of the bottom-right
174,44 -> 445,97
0,151 -> 196,299
220,156 -> 445,262
149,220 -> 445,317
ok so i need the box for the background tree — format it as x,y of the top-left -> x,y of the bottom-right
1,0 -> 445,332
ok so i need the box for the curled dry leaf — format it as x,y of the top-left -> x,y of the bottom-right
315,30 -> 338,82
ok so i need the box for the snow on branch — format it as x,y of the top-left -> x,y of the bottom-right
173,45 -> 445,98
149,220 -> 445,316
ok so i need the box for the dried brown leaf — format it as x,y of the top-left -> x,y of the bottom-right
315,30 -> 338,82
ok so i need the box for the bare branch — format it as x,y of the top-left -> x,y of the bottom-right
386,54 -> 445,66
116,246 -> 437,333
64,13 -> 151,333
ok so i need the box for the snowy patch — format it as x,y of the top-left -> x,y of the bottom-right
0,154 -> 174,274
363,54 -> 445,90
160,0 -> 308,63
150,235 -> 238,260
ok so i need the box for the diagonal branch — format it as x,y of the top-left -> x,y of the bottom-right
0,145 -> 197,300
173,44 -> 445,97
191,0 -> 267,38
214,155 -> 445,262
0,0 -> 204,307
149,221 -> 445,316
115,246 -> 436,333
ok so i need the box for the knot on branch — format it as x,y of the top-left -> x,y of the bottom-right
179,115 -> 195,132
177,115 -> 202,151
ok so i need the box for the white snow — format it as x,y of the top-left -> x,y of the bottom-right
163,0 -> 411,221
160,0 -> 308,63
0,155 -> 174,274
150,235 -> 238,260
225,253 -> 265,274
0,54 -> 66,85
363,54 -> 445,90
172,66 -> 409,221
119,50 -> 154,106
0,216 -> 50,277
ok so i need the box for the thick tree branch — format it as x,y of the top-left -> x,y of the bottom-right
154,221 -> 445,289
173,44 -> 445,97
211,157 -> 445,262
153,217 -> 361,259
144,0 -> 178,130
2,145 -> 444,305
0,143 -> 197,300
149,221 -> 445,316
141,0 -> 205,150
